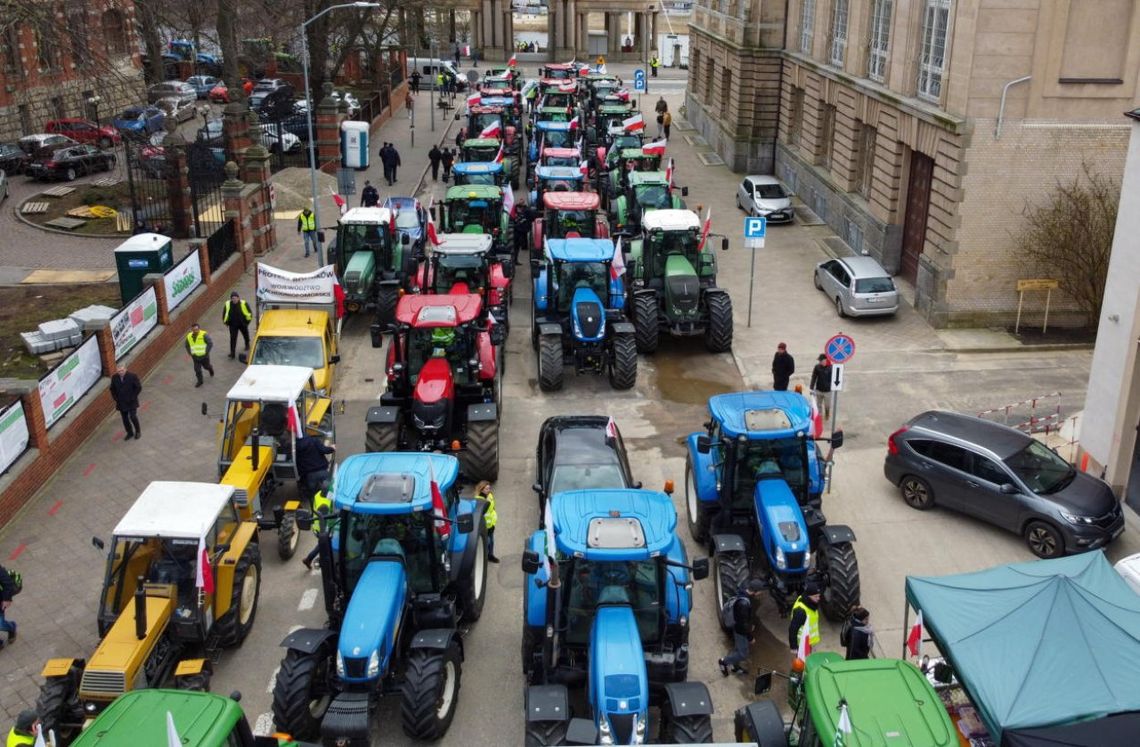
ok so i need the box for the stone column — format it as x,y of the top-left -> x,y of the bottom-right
143,272 -> 171,326
162,125 -> 193,237
548,3 -> 558,60
449,10 -> 457,43
315,82 -> 342,175
240,139 -> 277,259
9,382 -> 48,450
221,162 -> 255,261
223,100 -> 252,164
578,13 -> 589,60
650,10 -> 658,57
92,323 -> 116,376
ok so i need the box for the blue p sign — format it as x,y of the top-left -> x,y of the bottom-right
744,216 -> 767,238
633,69 -> 646,92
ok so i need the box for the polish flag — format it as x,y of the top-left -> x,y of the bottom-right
503,185 -> 516,218
605,416 -> 618,441
467,92 -> 481,108
622,113 -> 645,132
195,535 -> 215,594
642,138 -> 667,156
541,498 -> 557,580
333,279 -> 346,319
508,53 -> 518,67
579,161 -> 589,178
665,158 -> 675,186
479,120 -> 502,138
285,401 -> 305,437
808,392 -> 823,438
463,45 -> 471,56
615,89 -> 631,102
610,236 -> 625,280
907,610 -> 924,658
797,627 -> 812,661
166,712 -> 182,747
330,190 -> 347,216
429,458 -> 450,538
494,143 -> 505,163
426,219 -> 442,246
697,207 -> 712,251
557,81 -> 577,93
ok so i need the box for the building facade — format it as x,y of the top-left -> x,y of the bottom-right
686,0 -> 1137,326
1,1 -> 145,142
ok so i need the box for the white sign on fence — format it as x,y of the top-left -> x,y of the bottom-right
39,336 -> 103,429
111,286 -> 159,360
256,263 -> 339,305
0,401 -> 29,474
164,249 -> 203,311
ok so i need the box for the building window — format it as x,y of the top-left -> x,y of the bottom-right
917,0 -> 951,102
69,10 -> 90,67
720,67 -> 732,118
819,104 -> 836,168
102,9 -> 128,56
868,0 -> 892,82
789,87 -> 805,145
690,48 -> 701,96
3,26 -> 20,74
800,0 -> 816,55
844,217 -> 864,252
36,25 -> 60,71
829,0 -> 849,67
51,96 -> 66,119
856,124 -> 876,198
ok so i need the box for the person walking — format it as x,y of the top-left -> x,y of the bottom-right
0,564 -> 20,649
787,581 -> 822,658
410,71 -> 421,94
428,145 -> 442,181
809,354 -> 833,419
185,323 -> 215,388
655,96 -> 668,138
455,129 -> 466,150
109,364 -> 142,440
662,109 -> 672,139
302,483 -> 335,570
843,607 -> 874,660
475,481 -> 499,563
378,143 -> 392,185
405,91 -> 415,118
388,144 -> 402,183
513,206 -> 532,263
718,578 -> 764,676
360,180 -> 380,208
650,55 -> 660,77
441,147 -> 455,183
772,342 -> 795,391
5,710 -> 38,746
297,208 -> 318,258
296,434 -> 336,499
223,292 -> 253,358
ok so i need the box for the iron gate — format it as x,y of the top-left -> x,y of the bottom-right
122,134 -> 226,239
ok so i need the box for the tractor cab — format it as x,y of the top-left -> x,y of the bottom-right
537,238 -> 622,313
439,185 -> 510,250
589,104 -> 635,146
413,233 -> 511,325
461,106 -> 519,150
539,90 -> 576,110
529,165 -> 586,206
583,75 -> 623,108
534,192 -> 608,252
539,63 -> 577,80
540,147 -> 582,169
612,171 -> 688,234
633,208 -> 709,284
535,105 -> 576,125
607,148 -> 662,197
452,161 -> 506,188
329,207 -> 397,315
383,196 -> 429,260
529,121 -> 576,163
480,75 -> 516,98
461,137 -> 519,188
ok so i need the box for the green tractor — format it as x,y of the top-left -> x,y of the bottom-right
587,103 -> 635,149
437,184 -> 512,257
328,207 -> 407,324
735,652 -> 959,746
611,171 -> 687,236
625,209 -> 732,354
460,137 -> 519,189
606,148 -> 662,205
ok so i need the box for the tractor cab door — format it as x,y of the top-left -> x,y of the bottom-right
97,537 -> 157,633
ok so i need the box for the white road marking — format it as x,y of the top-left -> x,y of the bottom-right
254,712 -> 274,736
266,665 -> 280,693
299,588 -> 319,611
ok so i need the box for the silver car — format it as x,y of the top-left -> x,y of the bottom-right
814,255 -> 899,317
736,175 -> 794,223
147,80 -> 197,106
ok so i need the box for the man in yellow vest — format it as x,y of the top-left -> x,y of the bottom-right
6,710 -> 38,747
222,292 -> 253,359
297,207 -> 318,258
184,322 -> 215,388
650,55 -> 660,77
788,580 -> 822,657
475,481 -> 499,563
303,485 -> 335,570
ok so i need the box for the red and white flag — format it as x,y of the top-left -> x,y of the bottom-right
467,92 -> 481,108
429,458 -> 450,538
479,121 -> 502,138
615,89 -> 631,102
332,279 -> 346,319
622,113 -> 645,132
508,53 -> 518,67
642,138 -> 667,156
463,45 -> 471,56
797,627 -> 812,661
503,185 -> 516,218
579,161 -> 589,178
808,391 -> 823,438
285,401 -> 305,437
329,187 -> 347,216
195,535 -> 215,594
494,143 -> 505,163
165,711 -> 182,747
665,158 -> 675,186
557,81 -> 577,93
610,236 -> 625,280
697,207 -> 712,251
907,610 -> 924,658
542,498 -> 557,580
426,219 -> 442,247
605,416 -> 618,440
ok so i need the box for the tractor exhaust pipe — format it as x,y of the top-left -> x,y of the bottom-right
134,576 -> 147,640
250,427 -> 260,472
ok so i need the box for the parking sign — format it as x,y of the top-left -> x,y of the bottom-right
634,69 -> 646,92
744,216 -> 766,249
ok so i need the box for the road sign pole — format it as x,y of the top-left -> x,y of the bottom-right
747,243 -> 756,327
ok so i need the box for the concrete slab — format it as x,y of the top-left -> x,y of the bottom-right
20,270 -> 116,284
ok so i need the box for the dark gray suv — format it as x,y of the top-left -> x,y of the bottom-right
884,411 -> 1123,558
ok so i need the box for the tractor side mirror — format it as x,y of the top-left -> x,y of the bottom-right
696,435 -> 711,454
681,186 -> 689,196
457,513 -> 475,534
369,323 -> 384,348
532,482 -> 542,494
295,509 -> 313,531
329,354 -> 341,365
754,672 -> 773,695
830,429 -> 844,449
691,557 -> 710,580
521,549 -> 541,574
92,536 -> 105,551
238,352 -> 249,363
721,237 -> 729,251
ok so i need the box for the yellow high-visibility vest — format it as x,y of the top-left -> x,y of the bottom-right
791,597 -> 820,647
186,331 -> 208,356
298,212 -> 316,231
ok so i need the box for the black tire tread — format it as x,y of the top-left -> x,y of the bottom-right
632,294 -> 659,354
705,292 -> 733,353
463,419 -> 500,481
458,527 -> 488,622
37,674 -> 82,745
214,543 -> 261,647
277,513 -> 298,560
715,551 -> 750,633
376,285 -> 400,325
667,713 -> 715,744
538,334 -> 563,391
271,649 -> 329,739
608,333 -> 637,390
401,646 -> 462,740
820,541 -> 860,622
365,420 -> 399,454
525,719 -> 569,746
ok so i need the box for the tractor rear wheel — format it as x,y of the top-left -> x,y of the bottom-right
272,646 -> 334,740
530,299 -> 539,351
458,524 -> 488,622
215,543 -> 262,647
365,417 -> 400,453
714,549 -> 750,633
538,334 -> 563,391
376,285 -> 400,326
705,293 -> 734,353
277,512 -> 299,560
525,719 -> 569,746
664,712 -> 715,744
818,541 -> 860,622
608,333 -> 637,390
632,294 -> 660,353
401,644 -> 463,740
37,670 -> 83,745
685,458 -> 710,544
463,419 -> 500,481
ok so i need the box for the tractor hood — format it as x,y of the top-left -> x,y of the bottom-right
590,604 -> 649,744
754,479 -> 810,573
663,254 -> 700,320
343,250 -> 376,297
413,357 -> 455,406
570,286 -> 606,342
338,559 -> 407,683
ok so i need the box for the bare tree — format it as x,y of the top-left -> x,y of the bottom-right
1014,163 -> 1119,326
134,0 -> 168,83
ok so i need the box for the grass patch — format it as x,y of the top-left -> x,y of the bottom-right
22,181 -> 137,237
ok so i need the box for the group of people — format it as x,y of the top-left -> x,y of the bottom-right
771,342 -> 835,419
427,145 -> 458,182
654,96 -> 672,139
378,142 -> 403,186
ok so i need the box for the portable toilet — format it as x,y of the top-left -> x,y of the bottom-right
341,121 -> 370,169
114,233 -> 174,304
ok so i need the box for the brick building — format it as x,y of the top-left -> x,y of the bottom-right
1,1 -> 145,142
686,0 -> 1135,326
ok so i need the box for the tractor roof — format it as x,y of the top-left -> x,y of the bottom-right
69,690 -> 241,747
226,364 -> 316,403
479,96 -> 515,107
642,209 -> 701,233
339,207 -> 392,225
536,165 -> 584,180
544,63 -> 576,70
600,104 -> 633,113
537,121 -> 573,131
432,233 -> 494,255
546,238 -> 614,262
620,148 -> 657,159
540,105 -> 572,113
445,184 -> 502,200
542,147 -> 580,159
256,309 -> 331,337
539,78 -> 575,87
333,452 -> 460,515
629,171 -> 669,186
463,137 -> 501,148
707,391 -> 814,439
452,161 -> 503,174
552,489 -> 676,560
395,293 -> 483,327
544,191 -> 600,210
114,482 -> 235,541
470,104 -> 507,114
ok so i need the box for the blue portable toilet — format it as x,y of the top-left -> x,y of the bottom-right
341,121 -> 369,169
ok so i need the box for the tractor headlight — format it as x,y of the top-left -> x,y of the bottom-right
775,546 -> 787,570
335,652 -> 345,677
367,650 -> 380,678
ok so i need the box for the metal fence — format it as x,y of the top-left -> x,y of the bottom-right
122,135 -> 226,238
206,219 -> 237,272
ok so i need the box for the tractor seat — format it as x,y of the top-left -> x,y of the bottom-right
260,404 -> 287,437
597,585 -> 631,605
149,558 -> 184,585
372,537 -> 405,560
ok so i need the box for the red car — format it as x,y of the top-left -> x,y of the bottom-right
208,79 -> 252,104
44,118 -> 121,148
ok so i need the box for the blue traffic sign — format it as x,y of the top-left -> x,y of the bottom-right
825,334 -> 856,364
633,69 -> 646,92
744,216 -> 767,239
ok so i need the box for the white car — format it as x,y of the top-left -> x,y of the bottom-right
736,175 -> 794,223
155,97 -> 196,124
258,124 -> 301,153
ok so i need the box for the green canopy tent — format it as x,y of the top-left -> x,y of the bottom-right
904,552 -> 1140,744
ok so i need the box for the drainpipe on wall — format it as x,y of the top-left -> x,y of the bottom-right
772,0 -> 791,168
995,75 -> 1031,140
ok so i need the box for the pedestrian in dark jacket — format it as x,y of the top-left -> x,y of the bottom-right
378,143 -> 392,185
296,434 -> 336,497
429,145 -> 442,181
718,578 -> 764,675
222,292 -> 252,358
844,607 -> 874,660
360,180 -> 380,207
0,564 -> 19,646
456,130 -> 466,149
441,148 -> 455,182
410,71 -> 421,94
109,364 -> 142,440
772,342 -> 795,391
809,354 -> 833,418
513,207 -> 532,263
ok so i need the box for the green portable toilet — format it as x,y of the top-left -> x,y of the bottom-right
114,233 -> 174,304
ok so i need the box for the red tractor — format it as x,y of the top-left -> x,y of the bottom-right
531,191 -> 610,254
410,233 -> 514,331
367,294 -> 501,480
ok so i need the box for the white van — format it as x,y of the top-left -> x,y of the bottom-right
409,58 -> 467,91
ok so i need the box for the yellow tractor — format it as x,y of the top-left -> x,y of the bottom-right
218,364 -> 336,560
37,482 -> 261,745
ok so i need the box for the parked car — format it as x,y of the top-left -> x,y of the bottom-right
155,97 -> 196,124
17,133 -> 78,156
0,142 -> 30,174
208,79 -> 252,104
736,175 -> 794,223
253,78 -> 292,94
0,170 -> 8,203
383,196 -> 429,251
814,255 -> 899,318
249,87 -> 295,119
884,411 -> 1124,558
185,75 -> 219,98
332,90 -> 361,118
44,118 -> 121,148
26,144 -> 116,181
277,112 -> 314,144
200,120 -> 298,153
112,106 -> 166,136
147,80 -> 197,106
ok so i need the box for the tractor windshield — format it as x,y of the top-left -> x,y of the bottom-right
733,437 -> 809,502
250,336 -> 325,369
340,512 -> 436,594
435,254 -> 487,293
337,223 -> 390,263
544,155 -> 578,168
542,178 -> 578,195
472,112 -> 502,131
566,559 -> 661,644
635,185 -> 670,209
544,93 -> 574,109
555,260 -> 608,311
458,171 -> 497,187
464,145 -> 499,161
542,130 -> 573,149
448,200 -> 499,232
648,231 -> 699,262
552,210 -> 595,238
404,327 -> 476,384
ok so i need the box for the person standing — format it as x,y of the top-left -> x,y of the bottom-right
223,292 -> 253,358
296,434 -> 336,499
843,607 -> 874,660
302,484 -> 335,570
662,109 -> 672,139
650,55 -> 660,77
0,564 -> 20,649
428,145 -> 442,181
378,143 -> 391,185
405,91 -> 415,118
360,180 -> 380,207
185,323 -> 215,388
772,342 -> 795,391
718,578 -> 764,676
809,354 -> 833,419
109,364 -> 142,440
513,206 -> 532,263
297,208 -> 318,258
475,481 -> 499,563
455,129 -> 466,149
655,97 -> 668,138
388,144 -> 402,183
5,710 -> 38,746
410,71 -> 421,94
441,147 -> 455,183
787,581 -> 822,658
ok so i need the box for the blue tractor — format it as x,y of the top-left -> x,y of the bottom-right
271,452 -> 488,745
684,391 -> 859,623
521,489 -> 714,745
531,238 -> 638,391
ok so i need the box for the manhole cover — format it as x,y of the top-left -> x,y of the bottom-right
697,152 -> 724,166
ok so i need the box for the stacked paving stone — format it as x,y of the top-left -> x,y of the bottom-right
20,304 -> 116,355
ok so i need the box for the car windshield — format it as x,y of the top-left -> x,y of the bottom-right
636,185 -> 670,208
340,512 -> 435,593
250,336 -> 324,369
566,559 -> 660,644
854,277 -> 895,294
394,210 -> 420,229
755,183 -> 787,199
555,261 -> 607,310
1004,440 -> 1074,494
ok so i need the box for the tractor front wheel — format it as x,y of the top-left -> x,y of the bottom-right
608,333 -> 637,390
685,458 -> 710,544
272,646 -> 335,740
376,285 -> 400,326
458,523 -> 488,622
705,293 -> 734,353
818,541 -> 860,622
538,334 -> 564,391
663,712 -> 715,744
37,670 -> 84,745
714,549 -> 750,633
365,417 -> 400,453
632,294 -> 660,354
525,719 -> 569,747
463,419 -> 500,481
277,512 -> 299,560
401,644 -> 463,740
215,543 -> 262,647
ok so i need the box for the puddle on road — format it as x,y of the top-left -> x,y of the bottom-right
651,345 -> 740,405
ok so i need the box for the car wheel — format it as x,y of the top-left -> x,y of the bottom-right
813,272 -> 822,291
1024,521 -> 1063,558
65,167 -> 77,182
899,475 -> 934,510
835,296 -> 846,318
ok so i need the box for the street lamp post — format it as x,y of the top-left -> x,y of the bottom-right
301,1 -> 380,266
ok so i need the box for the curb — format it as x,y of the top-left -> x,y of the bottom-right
941,342 -> 1094,354
14,196 -> 127,240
